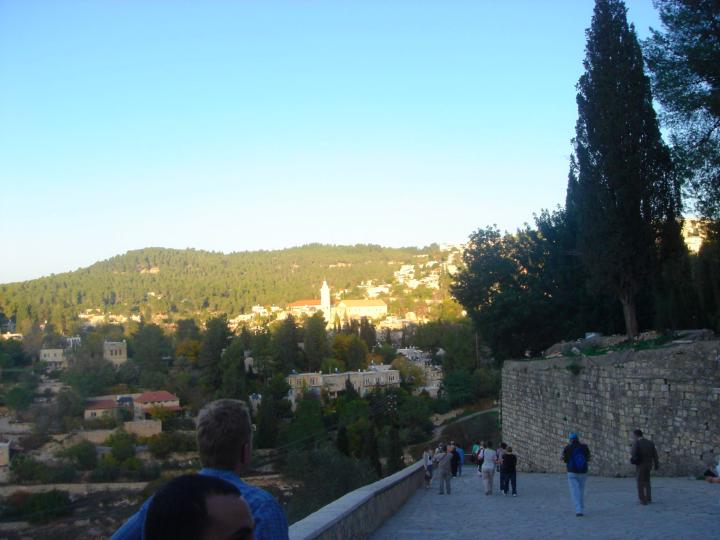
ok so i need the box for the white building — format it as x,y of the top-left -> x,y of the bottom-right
287,367 -> 400,409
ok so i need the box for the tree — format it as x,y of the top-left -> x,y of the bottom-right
571,0 -> 678,337
106,431 -> 136,462
303,313 -> 329,372
336,424 -> 350,456
331,334 -> 368,372
644,0 -> 720,220
218,337 -> 246,400
272,316 -> 300,375
5,386 -> 32,411
386,423 -> 403,474
280,396 -> 325,450
359,318 -> 377,350
60,440 -> 97,470
199,316 -> 230,390
131,323 -> 171,372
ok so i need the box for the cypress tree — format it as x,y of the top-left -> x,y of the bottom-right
571,0 -> 677,337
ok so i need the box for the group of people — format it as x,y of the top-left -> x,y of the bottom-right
422,428 -> 696,518
105,401 -> 719,539
562,429 -> 662,516
422,439 -> 519,497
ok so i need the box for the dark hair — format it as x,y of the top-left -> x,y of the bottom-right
634,429 -> 643,437
145,474 -> 240,540
486,441 -> 493,448
500,442 -> 507,449
507,446 -> 513,453
197,399 -> 252,469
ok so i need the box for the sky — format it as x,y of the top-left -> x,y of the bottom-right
0,0 -> 662,283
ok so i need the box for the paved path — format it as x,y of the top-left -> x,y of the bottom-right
372,471 -> 717,539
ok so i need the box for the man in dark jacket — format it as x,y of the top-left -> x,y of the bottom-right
562,432 -> 591,516
631,429 -> 659,505
500,446 -> 518,496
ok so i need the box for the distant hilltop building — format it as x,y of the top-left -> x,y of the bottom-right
287,281 -> 387,322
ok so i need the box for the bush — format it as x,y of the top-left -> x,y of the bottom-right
147,432 -> 197,459
2,490 -> 72,524
10,456 -> 76,484
59,440 -> 98,470
106,431 -> 136,462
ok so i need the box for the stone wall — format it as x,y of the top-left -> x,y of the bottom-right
289,461 -> 424,540
502,341 -> 720,476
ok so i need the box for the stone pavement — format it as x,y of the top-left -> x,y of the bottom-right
372,470 -> 717,539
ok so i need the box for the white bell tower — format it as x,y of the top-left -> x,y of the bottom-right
320,280 -> 331,320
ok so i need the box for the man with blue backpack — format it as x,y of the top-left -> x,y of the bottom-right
562,432 -> 591,516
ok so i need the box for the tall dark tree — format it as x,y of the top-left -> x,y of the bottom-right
644,0 -> 720,220
272,315 -> 300,375
303,313 -> 329,372
571,0 -> 678,337
218,337 -> 246,400
199,316 -> 230,391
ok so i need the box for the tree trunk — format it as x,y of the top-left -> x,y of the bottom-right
619,292 -> 639,338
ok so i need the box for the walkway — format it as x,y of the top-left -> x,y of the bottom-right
372,470 -> 717,539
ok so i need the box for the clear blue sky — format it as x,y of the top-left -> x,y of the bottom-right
0,0 -> 661,283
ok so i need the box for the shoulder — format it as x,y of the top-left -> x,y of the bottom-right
237,483 -> 281,511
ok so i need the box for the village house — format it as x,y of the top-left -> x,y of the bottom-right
39,348 -> 68,370
103,340 -> 127,367
287,281 -> 388,324
286,366 -> 400,409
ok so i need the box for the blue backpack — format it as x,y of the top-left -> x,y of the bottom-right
570,446 -> 588,473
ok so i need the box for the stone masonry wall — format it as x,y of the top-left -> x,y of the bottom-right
502,341 -> 720,476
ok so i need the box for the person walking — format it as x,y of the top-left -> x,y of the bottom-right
434,444 -> 453,495
471,441 -> 480,465
422,447 -> 434,489
500,446 -> 518,496
630,429 -> 659,505
450,442 -> 460,477
562,432 -> 591,517
480,441 -> 498,495
456,445 -> 465,476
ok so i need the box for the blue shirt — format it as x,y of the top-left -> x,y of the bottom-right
110,468 -> 289,540
456,448 -> 465,464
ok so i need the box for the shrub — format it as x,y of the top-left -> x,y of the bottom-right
2,490 -> 72,524
59,440 -> 98,470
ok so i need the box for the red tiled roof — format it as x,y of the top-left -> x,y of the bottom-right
136,390 -> 179,403
85,399 -> 117,411
288,299 -> 321,308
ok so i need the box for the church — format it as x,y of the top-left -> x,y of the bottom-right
287,281 -> 387,322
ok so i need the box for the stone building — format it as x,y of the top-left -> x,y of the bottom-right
39,348 -> 68,370
103,340 -> 127,366
287,366 -> 400,409
287,281 -> 388,324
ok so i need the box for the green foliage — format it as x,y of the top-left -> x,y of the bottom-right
386,424 -> 403,474
106,431 -> 136,462
4,385 -> 33,411
218,336 -> 246,400
331,334 -> 368,371
10,455 -> 76,484
279,396 -> 325,451
62,356 -> 116,398
282,444 -> 378,524
146,432 -> 197,459
0,244 -> 429,334
303,313 -> 329,372
442,368 -> 500,407
3,490 -> 72,524
572,0 -> 679,337
272,316 -> 301,374
199,316 -> 231,391
644,0 -> 720,220
59,440 -> 97,470
131,323 -> 172,372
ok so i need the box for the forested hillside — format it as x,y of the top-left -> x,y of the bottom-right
0,244 -> 444,333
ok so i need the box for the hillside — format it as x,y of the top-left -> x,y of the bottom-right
0,244 -> 456,332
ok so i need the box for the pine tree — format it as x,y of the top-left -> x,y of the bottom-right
571,0 -> 677,337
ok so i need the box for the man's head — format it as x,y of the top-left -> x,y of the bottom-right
145,474 -> 255,540
633,429 -> 644,439
569,432 -> 579,443
507,446 -> 514,454
197,399 -> 253,471
500,442 -> 507,450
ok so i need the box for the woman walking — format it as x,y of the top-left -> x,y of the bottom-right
480,441 -> 498,495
